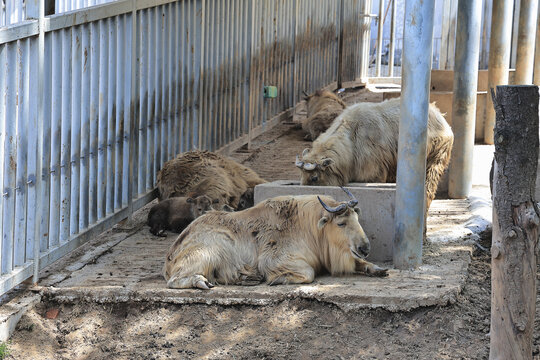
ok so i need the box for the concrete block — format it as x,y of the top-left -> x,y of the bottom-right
254,181 -> 395,262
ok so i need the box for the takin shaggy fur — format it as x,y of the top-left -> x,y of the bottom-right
163,194 -> 388,289
296,98 -> 454,211
302,90 -> 347,141
156,150 -> 266,210
147,195 -> 214,237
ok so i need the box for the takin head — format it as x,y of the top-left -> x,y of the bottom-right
296,148 -> 343,186
316,189 -> 370,260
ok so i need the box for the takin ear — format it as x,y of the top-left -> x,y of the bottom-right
317,216 -> 329,229
186,197 -> 194,203
354,207 -> 362,217
321,158 -> 334,168
302,148 -> 310,157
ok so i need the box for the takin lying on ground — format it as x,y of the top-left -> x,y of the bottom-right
301,90 -> 347,141
147,195 -> 216,237
156,150 -> 266,210
296,97 -> 454,211
163,189 -> 388,289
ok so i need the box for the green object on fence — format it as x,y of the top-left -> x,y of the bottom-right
263,86 -> 278,98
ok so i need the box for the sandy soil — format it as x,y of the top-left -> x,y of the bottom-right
6,88 -> 540,359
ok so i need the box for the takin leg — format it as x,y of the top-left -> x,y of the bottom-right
425,136 -> 454,211
355,259 -> 388,277
166,239 -> 241,290
266,260 -> 315,286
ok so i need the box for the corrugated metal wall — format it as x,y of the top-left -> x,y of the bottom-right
0,0 -> 371,296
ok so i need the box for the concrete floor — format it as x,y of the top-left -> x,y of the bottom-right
33,144 -> 495,312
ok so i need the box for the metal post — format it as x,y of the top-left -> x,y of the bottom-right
484,0 -> 513,144
337,0 -> 344,88
375,0 -> 384,77
127,0 -> 137,219
393,0 -> 435,269
514,0 -> 538,84
33,0 -> 45,284
388,0 -> 396,77
448,0 -> 483,199
535,5 -> 540,85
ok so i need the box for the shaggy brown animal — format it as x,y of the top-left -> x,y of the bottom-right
163,190 -> 388,289
302,90 -> 347,141
147,195 -> 215,237
156,150 -> 266,210
296,98 -> 454,211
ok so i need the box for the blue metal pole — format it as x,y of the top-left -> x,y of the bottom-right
448,0 -> 483,199
514,0 -> 538,84
484,0 -> 513,144
393,0 -> 435,269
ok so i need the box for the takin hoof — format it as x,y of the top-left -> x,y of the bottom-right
368,266 -> 389,277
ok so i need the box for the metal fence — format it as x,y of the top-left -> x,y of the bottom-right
0,0 -> 372,296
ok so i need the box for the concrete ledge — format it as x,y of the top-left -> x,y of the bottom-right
254,181 -> 395,262
0,293 -> 41,342
38,241 -> 470,313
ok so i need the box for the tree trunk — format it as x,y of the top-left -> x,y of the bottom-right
490,85 -> 539,360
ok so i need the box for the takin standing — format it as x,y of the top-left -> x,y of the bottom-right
163,189 -> 388,289
156,150 -> 266,210
147,195 -> 215,237
296,98 -> 454,211
302,90 -> 347,141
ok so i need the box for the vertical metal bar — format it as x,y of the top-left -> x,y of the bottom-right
79,24 -> 90,229
2,42 -> 16,274
484,0 -> 514,144
167,2 -> 175,160
146,8 -> 155,190
60,27 -> 72,243
180,0 -> 187,153
388,0 -> 396,76
393,0 -> 435,269
514,0 -> 538,84
26,37 -> 38,262
174,2 -> 182,155
170,2 -> 183,158
70,25 -> 81,235
13,39 -> 28,267
127,0 -> 137,218
154,7 -> 162,177
97,19 -> 108,220
198,0 -> 206,149
114,15 -> 125,210
375,0 -> 384,77
123,13 -> 132,206
0,43 -> 6,271
104,18 -> 115,215
138,10 -> 147,195
448,0 -> 483,199
33,0 -> 45,283
89,22 -> 99,224
158,5 -> 167,167
49,30 -> 62,249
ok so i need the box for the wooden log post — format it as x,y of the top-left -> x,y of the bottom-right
490,85 -> 540,360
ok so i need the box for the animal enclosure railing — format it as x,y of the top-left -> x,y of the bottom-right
0,0 -> 372,296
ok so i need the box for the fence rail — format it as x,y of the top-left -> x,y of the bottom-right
0,0 -> 372,296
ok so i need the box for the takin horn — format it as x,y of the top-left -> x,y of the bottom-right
317,196 -> 347,214
340,186 -> 359,208
303,162 -> 317,171
295,155 -> 304,169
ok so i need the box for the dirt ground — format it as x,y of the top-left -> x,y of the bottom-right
6,88 -> 540,359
